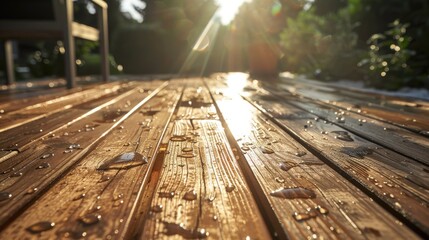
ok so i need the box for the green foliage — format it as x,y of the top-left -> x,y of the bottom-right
358,20 -> 415,90
279,7 -> 360,80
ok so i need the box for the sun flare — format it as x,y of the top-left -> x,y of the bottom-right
215,0 -> 251,25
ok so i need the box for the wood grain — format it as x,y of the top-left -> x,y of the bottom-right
207,79 -> 419,239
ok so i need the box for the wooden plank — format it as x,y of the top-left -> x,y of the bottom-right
207,80 -> 419,239
0,81 -> 132,133
0,84 -> 181,239
261,83 -> 429,166
275,78 -> 429,137
0,82 -> 137,152
0,81 -> 167,227
176,84 -> 218,120
142,119 -> 271,239
207,77 -> 429,236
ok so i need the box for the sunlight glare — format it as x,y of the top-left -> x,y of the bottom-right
215,0 -> 251,25
218,100 -> 254,138
226,72 -> 249,92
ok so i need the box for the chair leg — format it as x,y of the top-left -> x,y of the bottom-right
98,6 -> 109,82
4,40 -> 15,86
62,0 -> 76,89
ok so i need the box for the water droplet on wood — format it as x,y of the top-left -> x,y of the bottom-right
295,151 -> 307,157
79,214 -> 101,226
159,191 -> 175,198
275,177 -> 285,183
225,184 -> 235,192
177,153 -> 196,158
26,188 -> 38,194
270,187 -> 316,199
261,147 -> 274,154
98,152 -> 147,170
36,162 -> 51,169
170,136 -> 186,142
163,222 -> 209,239
183,190 -> 197,201
151,204 -> 163,213
41,153 -> 54,159
340,146 -> 373,159
279,162 -> 296,171
10,172 -> 23,177
332,131 -> 354,142
0,192 -> 12,201
181,147 -> 193,152
26,221 -> 55,234
73,193 -> 86,201
316,205 -> 329,214
68,144 -> 81,150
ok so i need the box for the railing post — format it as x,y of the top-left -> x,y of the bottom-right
4,40 -> 15,86
98,2 -> 109,83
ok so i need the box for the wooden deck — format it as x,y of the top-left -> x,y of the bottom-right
0,74 -> 427,239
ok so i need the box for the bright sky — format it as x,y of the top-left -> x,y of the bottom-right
121,0 -> 146,23
215,0 -> 250,25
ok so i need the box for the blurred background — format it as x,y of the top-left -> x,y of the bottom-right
0,0 -> 428,90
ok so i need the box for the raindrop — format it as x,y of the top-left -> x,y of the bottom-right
241,146 -> 250,151
97,152 -> 147,170
26,221 -> 55,234
293,209 -> 318,222
113,200 -> 124,207
73,193 -> 86,201
182,147 -> 193,152
295,151 -> 307,157
177,153 -> 196,158
275,177 -> 285,183
0,192 -> 12,201
68,144 -> 81,150
63,149 -> 73,154
36,162 -> 51,169
332,131 -> 354,142
10,172 -> 23,178
79,214 -> 101,226
26,188 -> 38,194
225,184 -> 235,192
151,204 -> 163,213
163,222 -> 209,239
316,205 -> 329,215
183,190 -> 197,201
98,175 -> 111,183
336,117 -> 346,123
159,191 -> 175,198
261,147 -> 274,154
340,146 -> 373,159
279,162 -> 296,171
41,153 -> 54,159
270,187 -> 316,199
170,136 -> 186,142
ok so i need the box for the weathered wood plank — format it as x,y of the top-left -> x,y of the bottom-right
0,84 -> 181,239
0,82 -> 139,155
0,81 -> 131,133
176,84 -> 218,120
260,83 -> 429,166
207,80 -> 419,239
207,77 -> 429,236
0,81 -> 168,227
275,78 -> 429,137
142,119 -> 271,239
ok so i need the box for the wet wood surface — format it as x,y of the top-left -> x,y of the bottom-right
0,75 -> 428,239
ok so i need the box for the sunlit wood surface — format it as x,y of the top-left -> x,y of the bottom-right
0,74 -> 427,239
